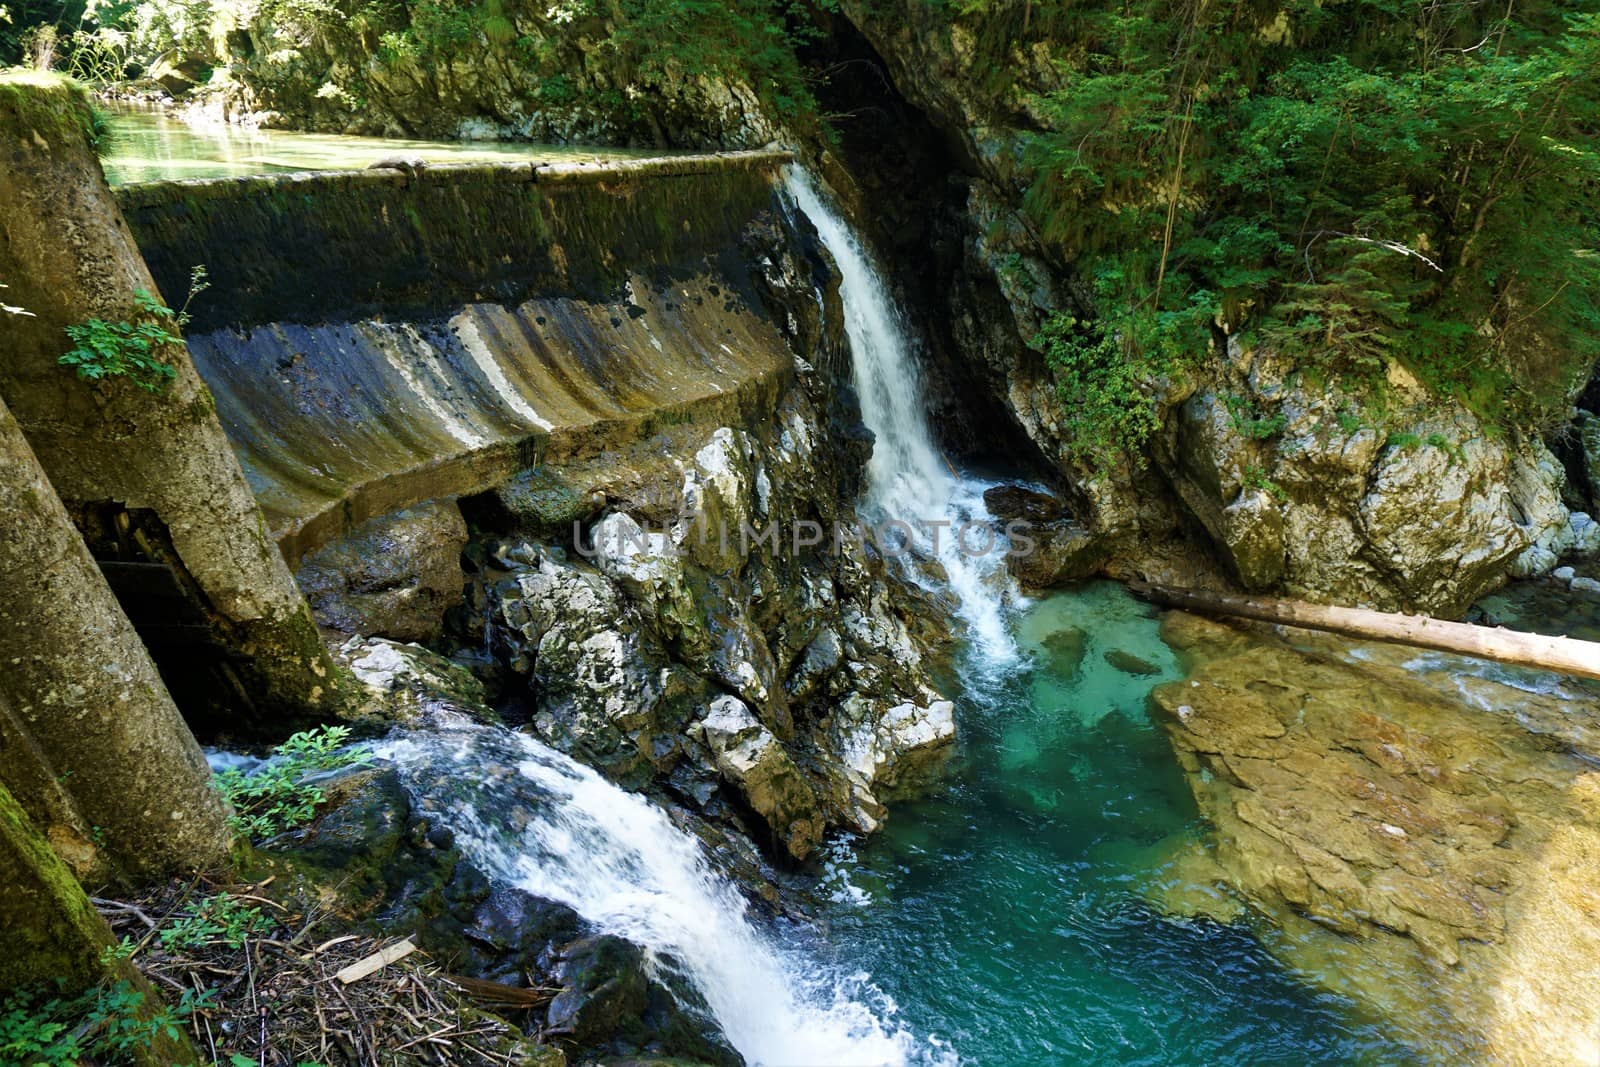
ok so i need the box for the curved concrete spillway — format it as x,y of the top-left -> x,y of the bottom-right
115,152 -> 799,563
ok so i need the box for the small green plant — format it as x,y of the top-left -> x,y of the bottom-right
1034,312 -> 1165,474
159,893 -> 275,951
216,725 -> 366,842
1386,430 -> 1423,451
1242,465 -> 1288,502
1222,393 -> 1288,441
0,980 -> 211,1066
1423,432 -> 1464,463
59,266 -> 208,394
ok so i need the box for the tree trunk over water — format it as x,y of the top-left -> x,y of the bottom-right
1129,581 -> 1600,682
0,72 -> 348,725
0,392 -> 233,883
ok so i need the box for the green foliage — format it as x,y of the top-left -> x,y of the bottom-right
59,265 -> 208,394
360,0 -> 824,123
1018,0 -> 1600,433
1222,393 -> 1287,440
1033,312 -> 1168,473
216,725 -> 366,842
1243,465 -> 1288,502
158,893 -> 275,950
1386,429 -> 1423,450
0,980 -> 211,1066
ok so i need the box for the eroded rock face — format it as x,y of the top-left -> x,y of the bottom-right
176,0 -> 779,148
451,215 -> 958,859
478,400 -> 959,858
1150,612 -> 1600,1062
825,2 -> 1583,615
694,696 -> 822,858
1154,360 -> 1568,614
295,499 -> 468,642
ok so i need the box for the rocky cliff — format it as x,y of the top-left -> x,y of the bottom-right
119,157 -> 957,860
127,2 -> 1600,616
814,1 -> 1597,616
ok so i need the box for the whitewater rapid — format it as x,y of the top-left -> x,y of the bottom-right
379,722 -> 953,1067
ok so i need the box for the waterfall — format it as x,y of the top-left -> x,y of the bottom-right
783,170 -> 1017,663
378,721 -> 951,1067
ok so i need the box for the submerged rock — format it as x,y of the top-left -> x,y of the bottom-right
1151,611 -> 1600,1062
1102,649 -> 1160,677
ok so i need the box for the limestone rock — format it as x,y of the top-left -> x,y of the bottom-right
1007,520 -> 1108,588
982,484 -> 1066,524
338,636 -> 493,726
296,499 -> 468,642
834,695 -> 956,802
694,696 -> 822,859
1220,489 -> 1285,589
1152,616 -> 1600,1062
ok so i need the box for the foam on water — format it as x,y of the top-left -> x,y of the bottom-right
377,721 -> 956,1067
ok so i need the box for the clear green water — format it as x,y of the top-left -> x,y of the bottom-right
101,107 -> 661,185
814,581 -> 1413,1065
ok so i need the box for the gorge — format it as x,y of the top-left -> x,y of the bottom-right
2,3 -> 1600,1063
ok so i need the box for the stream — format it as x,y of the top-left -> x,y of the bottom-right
146,114 -> 1425,1063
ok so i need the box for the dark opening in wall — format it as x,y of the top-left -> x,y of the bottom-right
72,501 -> 265,743
796,13 -> 1053,478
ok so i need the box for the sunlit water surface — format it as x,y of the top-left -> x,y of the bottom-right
101,106 -> 663,184
809,581 -> 1417,1066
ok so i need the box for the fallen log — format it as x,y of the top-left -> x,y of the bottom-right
1128,581 -> 1600,683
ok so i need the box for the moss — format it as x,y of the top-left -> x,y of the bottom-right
0,70 -> 97,153
0,780 -> 111,990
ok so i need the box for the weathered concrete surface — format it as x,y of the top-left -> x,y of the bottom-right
112,153 -> 802,566
0,71 -> 348,723
1151,611 -> 1600,1063
0,390 -> 232,884
189,276 -> 796,565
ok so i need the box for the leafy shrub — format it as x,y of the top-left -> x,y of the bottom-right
58,266 -> 208,394
159,893 -> 276,950
1033,312 -> 1165,474
0,980 -> 211,1066
1019,0 -> 1600,432
216,725 -> 367,842
1223,393 -> 1288,441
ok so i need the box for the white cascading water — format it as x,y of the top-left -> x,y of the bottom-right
783,170 -> 1017,663
378,721 -> 952,1067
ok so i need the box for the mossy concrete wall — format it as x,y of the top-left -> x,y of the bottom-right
0,391 -> 233,884
112,153 -> 803,564
116,152 -> 794,330
0,71 -> 350,725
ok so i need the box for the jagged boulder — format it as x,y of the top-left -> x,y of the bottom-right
692,696 -> 822,859
489,550 -> 706,785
